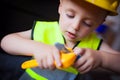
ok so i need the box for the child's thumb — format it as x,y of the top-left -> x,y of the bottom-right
73,47 -> 85,56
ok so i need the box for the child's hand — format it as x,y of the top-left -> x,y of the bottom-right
73,47 -> 102,74
33,44 -> 62,70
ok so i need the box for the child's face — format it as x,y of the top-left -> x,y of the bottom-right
58,0 -> 107,42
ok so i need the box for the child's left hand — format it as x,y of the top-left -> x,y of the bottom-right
73,47 -> 102,74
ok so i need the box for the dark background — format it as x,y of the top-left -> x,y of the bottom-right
0,0 -> 120,80
0,0 -> 59,40
0,0 -> 59,80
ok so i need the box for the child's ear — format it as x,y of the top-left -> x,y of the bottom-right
59,0 -> 62,3
58,2 -> 62,14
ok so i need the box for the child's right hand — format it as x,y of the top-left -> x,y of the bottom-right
33,44 -> 62,70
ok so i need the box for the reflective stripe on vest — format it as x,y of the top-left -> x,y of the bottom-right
26,68 -> 48,80
26,21 -> 101,79
61,66 -> 78,74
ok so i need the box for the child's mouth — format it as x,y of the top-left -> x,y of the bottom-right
67,32 -> 76,39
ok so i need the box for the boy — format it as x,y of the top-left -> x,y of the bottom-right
1,0 -> 120,80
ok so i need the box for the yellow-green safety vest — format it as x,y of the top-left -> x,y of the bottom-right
21,21 -> 101,80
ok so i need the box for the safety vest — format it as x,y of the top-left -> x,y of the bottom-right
19,21 -> 101,80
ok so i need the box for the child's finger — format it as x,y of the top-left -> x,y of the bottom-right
38,59 -> 44,69
47,55 -> 55,70
53,48 -> 62,67
43,57 -> 47,69
74,56 -> 86,68
78,60 -> 92,74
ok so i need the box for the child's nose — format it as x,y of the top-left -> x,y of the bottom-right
72,20 -> 80,31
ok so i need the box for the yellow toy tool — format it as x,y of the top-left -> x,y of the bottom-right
21,43 -> 79,69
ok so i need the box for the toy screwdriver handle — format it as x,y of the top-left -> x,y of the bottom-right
21,52 -> 77,69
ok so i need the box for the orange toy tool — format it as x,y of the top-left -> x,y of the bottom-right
21,43 -> 77,69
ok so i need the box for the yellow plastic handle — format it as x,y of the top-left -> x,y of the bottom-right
21,59 -> 38,69
21,48 -> 77,69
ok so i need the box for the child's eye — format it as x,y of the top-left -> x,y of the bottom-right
83,21 -> 92,27
66,14 -> 74,18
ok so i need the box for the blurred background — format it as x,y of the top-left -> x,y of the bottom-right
102,5 -> 120,52
0,0 -> 120,80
